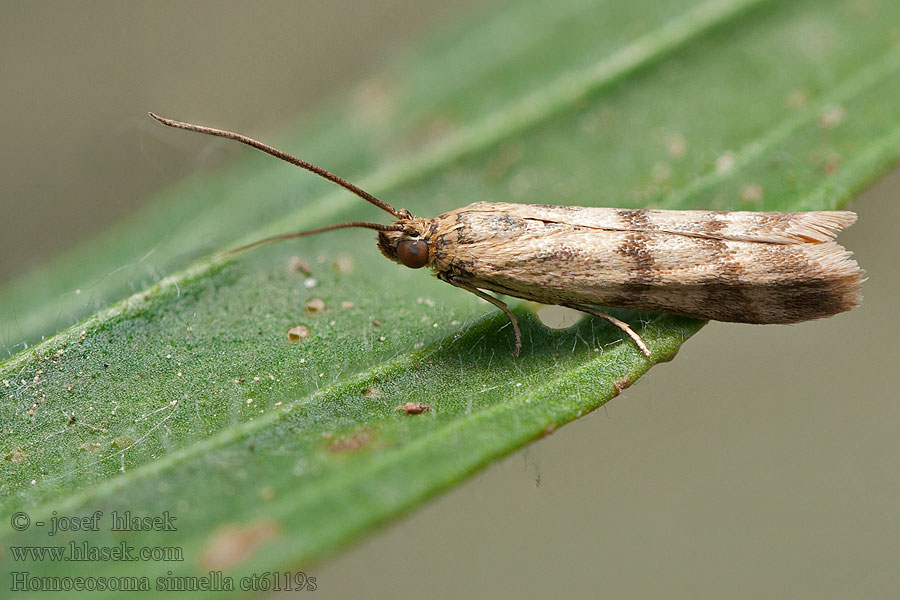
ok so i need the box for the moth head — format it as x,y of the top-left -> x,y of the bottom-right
377,218 -> 432,269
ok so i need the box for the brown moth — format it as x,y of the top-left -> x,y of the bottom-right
150,113 -> 864,357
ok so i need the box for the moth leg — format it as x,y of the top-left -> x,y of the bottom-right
564,304 -> 651,358
439,273 -> 522,356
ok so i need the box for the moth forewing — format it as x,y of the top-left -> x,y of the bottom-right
457,201 -> 858,244
415,203 -> 862,328
151,114 -> 863,358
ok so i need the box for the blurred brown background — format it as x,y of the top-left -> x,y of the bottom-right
2,2 -> 898,598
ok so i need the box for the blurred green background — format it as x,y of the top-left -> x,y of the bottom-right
2,1 -> 898,598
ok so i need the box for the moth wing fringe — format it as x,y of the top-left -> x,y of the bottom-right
640,210 -> 859,244
779,211 -> 857,243
802,240 -> 865,312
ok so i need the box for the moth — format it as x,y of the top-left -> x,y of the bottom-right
150,113 -> 864,357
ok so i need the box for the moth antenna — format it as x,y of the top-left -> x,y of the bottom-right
148,112 -> 408,219
229,221 -> 404,254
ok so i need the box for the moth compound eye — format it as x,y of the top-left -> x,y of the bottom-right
397,240 -> 429,269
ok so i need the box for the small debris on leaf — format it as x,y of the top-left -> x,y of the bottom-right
361,386 -> 382,399
396,401 -> 431,414
289,256 -> 312,274
111,436 -> 134,450
4,449 -> 27,463
304,298 -> 326,313
287,325 -> 309,341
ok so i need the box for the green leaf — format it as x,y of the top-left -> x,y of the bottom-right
3,0 -> 899,594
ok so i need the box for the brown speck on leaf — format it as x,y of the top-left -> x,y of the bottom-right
304,298 -> 326,313
372,319 -> 382,327
613,376 -> 633,396
201,520 -> 280,571
287,325 -> 309,341
543,423 -> 557,437
5,449 -> 27,463
397,402 -> 431,414
741,184 -> 764,202
289,256 -> 312,274
329,428 -> 374,453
